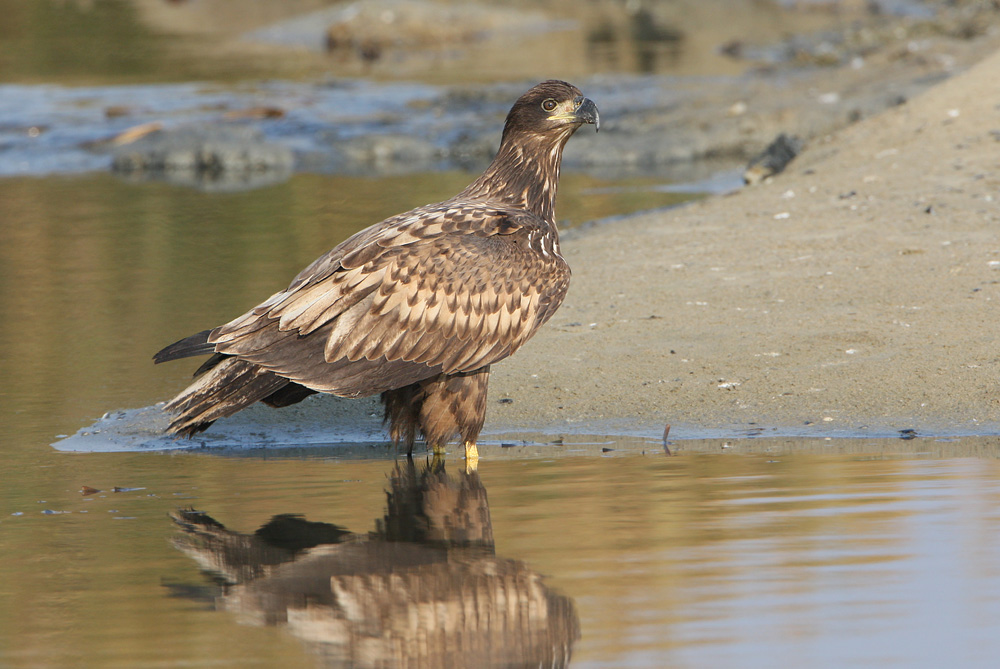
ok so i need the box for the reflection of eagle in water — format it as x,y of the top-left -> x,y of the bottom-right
154,80 -> 599,459
170,461 -> 579,667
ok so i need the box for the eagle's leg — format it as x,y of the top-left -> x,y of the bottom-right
421,366 -> 490,457
381,384 -> 421,456
464,441 -> 480,472
383,367 -> 490,457
420,366 -> 490,456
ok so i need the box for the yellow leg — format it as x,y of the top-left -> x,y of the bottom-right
431,442 -> 447,456
464,441 -> 479,472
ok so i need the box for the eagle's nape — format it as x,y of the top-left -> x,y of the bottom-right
153,80 -> 599,459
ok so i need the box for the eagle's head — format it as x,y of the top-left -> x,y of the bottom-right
462,80 -> 599,221
501,80 -> 600,143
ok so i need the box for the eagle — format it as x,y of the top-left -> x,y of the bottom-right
154,80 -> 599,461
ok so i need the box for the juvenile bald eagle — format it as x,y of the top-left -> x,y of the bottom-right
154,80 -> 599,460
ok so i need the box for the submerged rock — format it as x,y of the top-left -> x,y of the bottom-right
111,124 -> 294,191
336,133 -> 440,172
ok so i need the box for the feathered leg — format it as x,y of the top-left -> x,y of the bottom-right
420,366 -> 489,463
381,384 -> 423,455
381,366 -> 490,461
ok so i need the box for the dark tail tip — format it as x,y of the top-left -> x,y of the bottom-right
154,329 -> 214,364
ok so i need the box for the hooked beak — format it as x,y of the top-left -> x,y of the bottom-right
549,95 -> 601,132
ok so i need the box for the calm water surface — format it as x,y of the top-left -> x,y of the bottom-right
4,444 -> 1000,667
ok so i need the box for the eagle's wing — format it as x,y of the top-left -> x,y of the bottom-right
207,201 -> 570,397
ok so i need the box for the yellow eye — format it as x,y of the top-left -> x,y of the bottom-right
541,98 -> 558,112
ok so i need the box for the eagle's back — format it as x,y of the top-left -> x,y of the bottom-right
204,195 -> 569,398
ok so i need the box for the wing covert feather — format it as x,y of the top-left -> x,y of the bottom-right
208,202 -> 570,396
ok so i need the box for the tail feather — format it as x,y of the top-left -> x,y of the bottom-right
154,329 -> 215,364
165,357 -> 289,436
193,352 -> 228,377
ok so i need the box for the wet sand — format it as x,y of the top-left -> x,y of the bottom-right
489,47 -> 1000,440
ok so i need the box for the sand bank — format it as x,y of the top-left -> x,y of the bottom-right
490,47 -> 1000,439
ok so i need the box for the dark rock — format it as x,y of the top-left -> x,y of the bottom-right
111,124 -> 294,191
336,133 -> 440,172
743,133 -> 804,184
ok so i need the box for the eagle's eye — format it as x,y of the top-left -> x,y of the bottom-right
541,98 -> 558,112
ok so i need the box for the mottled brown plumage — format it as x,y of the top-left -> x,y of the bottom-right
154,80 -> 599,457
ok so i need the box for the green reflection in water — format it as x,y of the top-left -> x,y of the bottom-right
0,0 -> 312,85
0,0 -> 165,84
0,451 -> 390,668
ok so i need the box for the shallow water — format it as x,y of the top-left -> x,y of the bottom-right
5,441 -> 1000,668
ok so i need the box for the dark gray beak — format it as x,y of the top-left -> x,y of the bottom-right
573,96 -> 600,132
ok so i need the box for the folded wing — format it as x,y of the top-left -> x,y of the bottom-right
206,202 -> 570,398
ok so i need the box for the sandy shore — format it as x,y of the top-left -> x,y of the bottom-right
488,47 -> 1000,440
